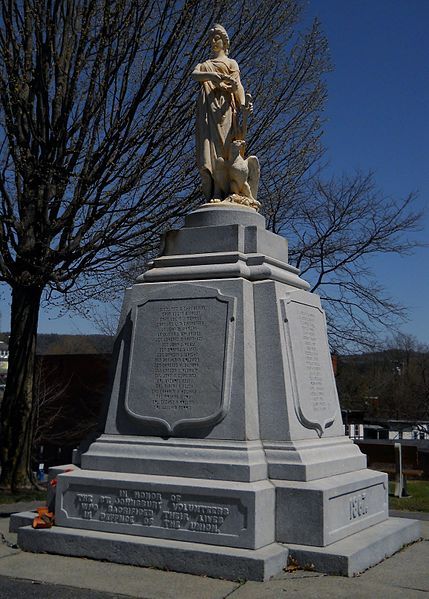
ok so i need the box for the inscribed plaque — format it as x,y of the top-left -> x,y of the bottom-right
125,285 -> 235,434
60,483 -> 245,545
281,296 -> 336,436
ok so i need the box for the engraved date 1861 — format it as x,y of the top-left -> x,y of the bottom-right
349,492 -> 368,520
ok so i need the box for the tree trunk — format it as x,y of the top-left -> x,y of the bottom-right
0,285 -> 43,491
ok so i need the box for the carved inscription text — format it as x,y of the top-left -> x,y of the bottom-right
349,492 -> 368,520
282,297 -> 337,435
71,487 -> 235,536
297,308 -> 327,414
152,304 -> 207,412
125,289 -> 235,432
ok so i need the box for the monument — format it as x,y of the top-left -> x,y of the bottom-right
15,24 -> 420,581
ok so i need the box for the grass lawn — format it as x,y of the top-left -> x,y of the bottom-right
0,490 -> 46,505
389,480 -> 429,512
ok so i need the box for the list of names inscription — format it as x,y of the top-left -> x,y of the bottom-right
283,299 -> 336,431
298,307 -> 327,414
152,304 -> 206,412
126,293 -> 231,428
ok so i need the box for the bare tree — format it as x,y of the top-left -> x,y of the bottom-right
32,358 -> 102,450
267,172 -> 422,351
0,0 -> 329,489
32,361 -> 72,451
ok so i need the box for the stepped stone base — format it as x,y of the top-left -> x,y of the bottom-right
53,468 -> 275,550
274,469 -> 388,546
14,512 -> 421,579
287,517 -> 421,577
9,511 -> 35,532
82,436 -> 268,482
17,525 -> 288,582
263,437 -> 366,481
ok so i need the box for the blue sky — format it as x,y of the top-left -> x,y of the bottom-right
1,0 -> 428,344
306,0 -> 429,345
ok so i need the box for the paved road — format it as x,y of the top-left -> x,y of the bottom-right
0,575 -> 127,598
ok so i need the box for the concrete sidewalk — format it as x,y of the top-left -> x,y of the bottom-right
0,507 -> 428,598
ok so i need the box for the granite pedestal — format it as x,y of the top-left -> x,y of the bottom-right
17,204 -> 420,580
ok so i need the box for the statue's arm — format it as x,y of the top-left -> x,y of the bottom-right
229,61 -> 246,106
192,66 -> 222,84
235,81 -> 245,107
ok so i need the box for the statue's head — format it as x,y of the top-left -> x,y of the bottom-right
209,24 -> 229,56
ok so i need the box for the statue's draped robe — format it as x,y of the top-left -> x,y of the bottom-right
195,57 -> 241,177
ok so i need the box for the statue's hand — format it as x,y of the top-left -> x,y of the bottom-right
219,75 -> 238,93
211,73 -> 223,85
243,100 -> 253,116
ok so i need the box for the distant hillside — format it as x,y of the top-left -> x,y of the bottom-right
336,348 -> 429,420
339,349 -> 429,366
36,334 -> 114,355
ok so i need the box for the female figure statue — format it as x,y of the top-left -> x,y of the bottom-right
192,24 -> 259,207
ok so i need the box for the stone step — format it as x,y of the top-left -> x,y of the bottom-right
17,525 -> 288,582
287,517 -> 421,577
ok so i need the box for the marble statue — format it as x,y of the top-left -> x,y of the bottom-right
192,24 -> 260,210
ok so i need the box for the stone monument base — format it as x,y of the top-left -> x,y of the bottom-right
16,524 -> 287,582
13,510 -> 419,579
274,469 -> 389,546
50,469 -> 276,550
287,517 -> 420,576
